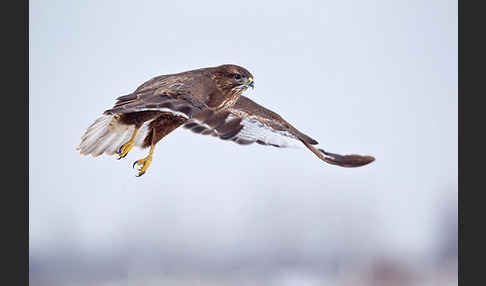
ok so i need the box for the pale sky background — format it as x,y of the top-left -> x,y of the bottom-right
29,0 -> 457,285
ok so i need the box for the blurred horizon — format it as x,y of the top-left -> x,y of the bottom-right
30,0 -> 457,285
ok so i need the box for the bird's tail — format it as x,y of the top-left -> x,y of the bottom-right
76,115 -> 153,157
301,140 -> 375,167
76,115 -> 133,157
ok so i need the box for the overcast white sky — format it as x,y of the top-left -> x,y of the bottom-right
30,0 -> 457,285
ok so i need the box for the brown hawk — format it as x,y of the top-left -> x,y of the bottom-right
77,64 -> 375,176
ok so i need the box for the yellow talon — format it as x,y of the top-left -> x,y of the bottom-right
117,126 -> 140,159
133,156 -> 152,177
133,143 -> 155,177
118,141 -> 135,158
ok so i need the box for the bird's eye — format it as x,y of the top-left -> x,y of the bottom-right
233,74 -> 242,80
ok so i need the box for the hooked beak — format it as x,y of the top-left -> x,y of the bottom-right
247,77 -> 254,89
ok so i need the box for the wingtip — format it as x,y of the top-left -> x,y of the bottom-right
318,149 -> 375,168
308,138 -> 319,145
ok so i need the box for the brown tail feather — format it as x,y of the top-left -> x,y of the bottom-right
301,140 -> 375,168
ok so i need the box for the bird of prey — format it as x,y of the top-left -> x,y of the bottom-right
77,64 -> 375,176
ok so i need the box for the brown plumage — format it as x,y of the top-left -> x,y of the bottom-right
77,64 -> 375,176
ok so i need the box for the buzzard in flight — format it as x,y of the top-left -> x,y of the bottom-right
77,64 -> 375,176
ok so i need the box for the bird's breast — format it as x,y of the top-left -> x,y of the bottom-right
220,93 -> 241,109
206,90 -> 242,111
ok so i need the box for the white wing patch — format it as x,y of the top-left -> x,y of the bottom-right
183,114 -> 301,148
233,116 -> 301,148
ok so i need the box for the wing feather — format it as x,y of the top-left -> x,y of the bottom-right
183,96 -> 314,148
183,96 -> 375,167
103,73 -> 214,119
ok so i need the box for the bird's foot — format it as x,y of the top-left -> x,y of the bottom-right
133,155 -> 153,177
118,140 -> 135,159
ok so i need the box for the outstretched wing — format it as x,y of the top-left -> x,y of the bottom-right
184,96 -> 375,167
103,73 -> 214,118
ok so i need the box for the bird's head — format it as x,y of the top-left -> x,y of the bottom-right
211,64 -> 254,95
